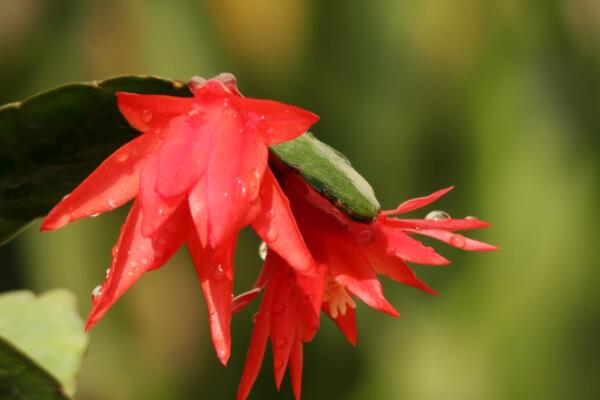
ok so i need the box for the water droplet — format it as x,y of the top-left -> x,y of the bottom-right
274,303 -> 285,314
62,194 -> 70,200
358,230 -> 375,246
105,269 -> 111,278
157,207 -> 165,215
115,152 -> 129,162
218,349 -> 226,357
91,285 -> 102,300
266,228 -> 278,242
465,215 -> 478,221
275,338 -> 286,348
90,213 -> 100,218
212,264 -> 226,280
252,312 -> 260,323
450,234 -> 466,248
223,192 -> 230,198
108,199 -> 117,208
111,246 -> 119,257
128,261 -> 137,269
425,210 -> 451,221
141,109 -> 152,122
207,303 -> 216,314
140,258 -> 149,266
238,178 -> 247,197
258,241 -> 268,261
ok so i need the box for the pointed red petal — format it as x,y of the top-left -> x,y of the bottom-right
187,231 -> 237,366
289,337 -> 304,400
139,147 -> 185,237
188,177 -> 208,246
407,229 -> 499,252
237,310 -> 270,400
203,107 -> 268,246
323,302 -> 357,346
378,225 -> 450,265
232,288 -> 262,314
234,97 -> 319,145
382,217 -> 491,231
155,114 -> 210,197
251,169 -> 314,274
85,200 -> 187,330
41,131 -> 158,231
116,92 -> 194,132
365,250 -> 438,295
328,242 -> 399,317
382,187 -> 454,216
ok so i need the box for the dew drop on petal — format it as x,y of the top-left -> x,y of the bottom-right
128,261 -> 137,269
425,210 -> 451,221
212,264 -> 226,280
207,303 -> 216,315
450,234 -> 466,248
105,269 -> 111,279
465,215 -> 478,221
108,199 -> 117,208
62,194 -> 70,200
115,152 -> 129,162
140,258 -> 149,266
91,285 -> 102,300
358,230 -> 375,246
258,241 -> 268,261
141,109 -> 152,123
252,312 -> 260,323
90,213 -> 100,218
266,228 -> 279,242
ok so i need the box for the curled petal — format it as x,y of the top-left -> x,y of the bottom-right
85,200 -> 187,330
187,232 -> 237,366
116,92 -> 194,132
407,229 -> 499,252
382,186 -> 454,215
234,97 -> 319,145
251,169 -> 315,274
41,130 -> 158,231
365,250 -> 437,295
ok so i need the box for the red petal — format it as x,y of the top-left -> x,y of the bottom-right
328,242 -> 399,317
407,229 -> 499,252
251,169 -> 315,274
116,92 -> 193,132
289,337 -> 304,400
378,225 -> 450,265
232,288 -> 262,314
139,147 -> 185,237
40,131 -> 157,231
382,187 -> 454,215
155,114 -> 210,197
234,97 -> 319,145
187,231 -> 237,366
323,302 -> 357,346
203,106 -> 268,246
85,200 -> 187,330
365,250 -> 437,295
237,310 -> 270,400
382,217 -> 491,231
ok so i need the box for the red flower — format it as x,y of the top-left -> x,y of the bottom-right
40,73 -> 319,365
234,171 -> 497,399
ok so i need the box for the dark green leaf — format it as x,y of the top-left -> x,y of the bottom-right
0,76 -> 380,244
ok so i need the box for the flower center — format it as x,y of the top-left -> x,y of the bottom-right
323,278 -> 355,318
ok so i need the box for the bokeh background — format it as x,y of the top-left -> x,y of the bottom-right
1,0 -> 599,399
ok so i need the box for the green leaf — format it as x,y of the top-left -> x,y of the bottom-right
0,290 -> 88,398
0,75 -> 380,244
271,133 -> 380,221
0,337 -> 68,400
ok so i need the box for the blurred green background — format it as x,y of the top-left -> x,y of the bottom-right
1,0 -> 599,399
